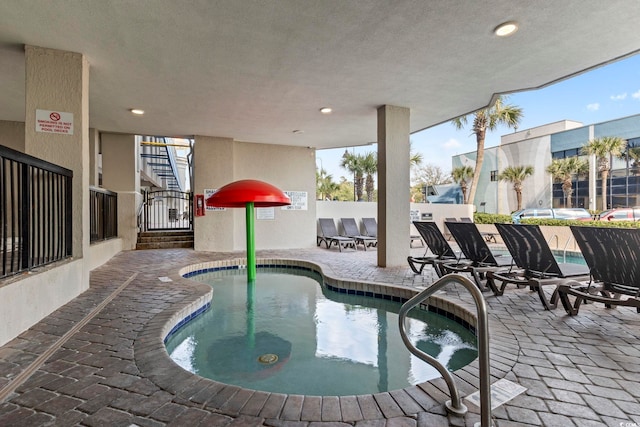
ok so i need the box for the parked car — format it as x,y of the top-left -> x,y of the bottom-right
597,207 -> 640,221
511,208 -> 592,224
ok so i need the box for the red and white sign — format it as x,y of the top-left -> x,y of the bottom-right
35,109 -> 74,135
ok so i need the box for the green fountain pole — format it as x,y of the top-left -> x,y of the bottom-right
245,201 -> 256,281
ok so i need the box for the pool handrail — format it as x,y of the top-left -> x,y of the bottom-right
398,273 -> 492,426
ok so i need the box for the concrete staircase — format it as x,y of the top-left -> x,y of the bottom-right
136,231 -> 194,250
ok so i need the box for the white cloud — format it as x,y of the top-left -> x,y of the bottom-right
442,138 -> 461,149
632,90 -> 640,99
586,103 -> 600,111
610,93 -> 627,101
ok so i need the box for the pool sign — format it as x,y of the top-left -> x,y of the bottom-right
281,191 -> 307,210
36,109 -> 74,135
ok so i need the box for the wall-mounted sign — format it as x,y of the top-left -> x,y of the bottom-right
282,191 -> 308,210
410,209 -> 420,222
204,189 -> 226,211
256,207 -> 275,220
35,109 -> 74,135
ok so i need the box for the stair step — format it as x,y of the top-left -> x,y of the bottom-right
136,241 -> 194,250
136,230 -> 194,250
137,235 -> 194,243
138,231 -> 194,237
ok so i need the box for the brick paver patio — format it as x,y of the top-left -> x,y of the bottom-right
0,246 -> 639,426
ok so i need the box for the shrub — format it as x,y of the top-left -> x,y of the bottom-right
474,213 -> 512,224
520,218 -> 640,228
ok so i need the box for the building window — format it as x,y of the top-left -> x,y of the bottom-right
490,170 -> 498,181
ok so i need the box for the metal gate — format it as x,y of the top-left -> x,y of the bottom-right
139,190 -> 193,231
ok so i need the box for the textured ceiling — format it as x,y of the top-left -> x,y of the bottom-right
1,0 -> 639,149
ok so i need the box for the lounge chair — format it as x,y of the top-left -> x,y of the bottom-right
362,217 -> 377,238
407,221 -> 464,276
461,216 -> 497,242
317,218 -> 356,251
441,221 -> 516,290
340,218 -> 377,250
556,226 -> 640,315
443,217 -> 457,240
487,223 -> 590,309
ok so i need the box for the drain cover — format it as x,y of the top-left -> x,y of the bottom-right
258,353 -> 278,364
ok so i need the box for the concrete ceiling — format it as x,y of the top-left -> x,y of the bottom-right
1,1 -> 639,150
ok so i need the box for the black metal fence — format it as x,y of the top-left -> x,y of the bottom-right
139,190 -> 192,231
1,145 -> 73,279
90,186 -> 118,243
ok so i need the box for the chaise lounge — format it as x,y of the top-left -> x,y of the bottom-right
407,221 -> 464,276
557,226 -> 640,315
317,218 -> 356,252
441,221 -> 516,290
487,223 -> 590,310
340,218 -> 377,250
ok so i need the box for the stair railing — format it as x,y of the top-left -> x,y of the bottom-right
398,273 -> 492,426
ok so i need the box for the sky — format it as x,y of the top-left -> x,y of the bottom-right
316,53 -> 640,183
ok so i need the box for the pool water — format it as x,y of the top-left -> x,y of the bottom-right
493,249 -> 586,265
166,267 -> 477,396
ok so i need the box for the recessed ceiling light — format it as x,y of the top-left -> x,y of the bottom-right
494,21 -> 518,37
319,107 -> 332,114
130,109 -> 145,115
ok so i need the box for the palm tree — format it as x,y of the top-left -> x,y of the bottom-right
452,96 -> 523,205
546,157 -> 588,207
499,165 -> 534,211
581,136 -> 627,210
316,167 -> 339,200
624,146 -> 640,176
340,151 -> 365,201
361,152 -> 377,202
451,165 -> 474,203
409,141 -> 423,169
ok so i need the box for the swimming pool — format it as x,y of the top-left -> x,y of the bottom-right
166,267 -> 477,396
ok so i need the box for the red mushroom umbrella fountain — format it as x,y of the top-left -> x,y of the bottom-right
205,179 -> 291,281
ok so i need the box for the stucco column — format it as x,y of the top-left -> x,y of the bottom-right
193,135 -> 236,251
24,46 -> 89,261
88,128 -> 100,186
377,105 -> 410,267
101,133 -> 141,250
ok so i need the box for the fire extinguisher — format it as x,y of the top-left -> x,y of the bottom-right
195,194 -> 205,217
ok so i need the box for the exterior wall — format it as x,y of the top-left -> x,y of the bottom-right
453,120 -> 599,214
0,120 -> 25,151
498,136 -> 553,213
88,238 -> 123,271
193,137 -> 316,251
0,260 -> 85,346
193,136 -> 236,251
452,148 -> 499,213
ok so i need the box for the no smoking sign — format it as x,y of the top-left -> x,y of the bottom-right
36,109 -> 74,135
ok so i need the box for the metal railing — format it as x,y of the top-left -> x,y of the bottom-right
140,190 -> 192,231
90,186 -> 118,243
398,274 -> 492,426
1,145 -> 73,279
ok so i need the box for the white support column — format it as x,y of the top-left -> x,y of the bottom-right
24,45 -> 89,262
377,105 -> 410,267
101,133 -> 141,250
588,125 -> 597,211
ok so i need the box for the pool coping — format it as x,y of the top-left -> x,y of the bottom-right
134,257 -> 520,423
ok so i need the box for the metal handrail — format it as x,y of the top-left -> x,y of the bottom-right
546,233 -> 559,249
398,274 -> 492,426
561,235 -> 574,263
